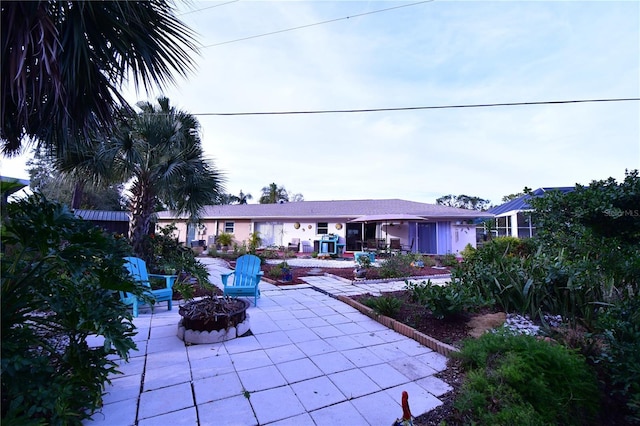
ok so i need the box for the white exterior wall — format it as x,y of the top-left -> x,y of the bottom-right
282,220 -> 347,252
451,223 -> 477,254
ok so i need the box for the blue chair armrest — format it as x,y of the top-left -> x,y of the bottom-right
221,271 -> 235,287
149,274 -> 178,288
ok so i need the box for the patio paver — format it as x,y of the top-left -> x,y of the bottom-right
84,257 -> 452,426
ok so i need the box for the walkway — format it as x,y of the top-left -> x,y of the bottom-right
85,258 -> 453,426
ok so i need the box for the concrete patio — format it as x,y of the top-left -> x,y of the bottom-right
84,258 -> 453,426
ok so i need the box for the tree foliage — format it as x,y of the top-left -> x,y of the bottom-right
259,183 -> 289,204
1,0 -> 198,157
528,170 -> 640,286
27,147 -> 126,210
1,194 -> 139,424
501,187 -> 531,203
436,194 -> 490,210
63,97 -> 225,258
217,190 -> 253,205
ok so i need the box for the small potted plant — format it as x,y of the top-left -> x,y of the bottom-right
216,232 -> 234,252
354,254 -> 371,280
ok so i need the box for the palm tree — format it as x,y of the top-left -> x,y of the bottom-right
237,190 -> 253,204
67,97 -> 225,257
259,183 -> 289,204
216,190 -> 253,205
1,1 -> 197,157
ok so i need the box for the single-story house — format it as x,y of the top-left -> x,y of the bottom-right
157,199 -> 494,255
486,187 -> 574,238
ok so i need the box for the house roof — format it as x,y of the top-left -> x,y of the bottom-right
74,209 -> 129,222
157,199 -> 494,221
488,187 -> 575,216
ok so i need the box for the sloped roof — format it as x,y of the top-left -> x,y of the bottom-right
488,187 -> 575,216
157,199 -> 494,221
74,209 -> 129,222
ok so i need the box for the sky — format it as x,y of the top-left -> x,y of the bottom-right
2,0 -> 639,206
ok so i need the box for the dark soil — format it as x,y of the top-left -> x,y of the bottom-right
349,290 -> 474,425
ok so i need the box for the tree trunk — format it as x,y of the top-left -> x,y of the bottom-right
71,180 -> 86,209
129,179 -> 156,260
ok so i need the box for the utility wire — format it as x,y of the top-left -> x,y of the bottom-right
192,98 -> 640,117
178,0 -> 239,16
201,0 -> 434,48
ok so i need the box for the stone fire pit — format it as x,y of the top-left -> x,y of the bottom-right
177,297 -> 251,344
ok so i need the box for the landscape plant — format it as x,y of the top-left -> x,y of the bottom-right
446,171 -> 640,422
378,253 -> 414,278
362,295 -> 403,317
247,231 -> 262,254
596,295 -> 640,422
216,232 -> 234,251
453,331 -> 600,426
405,279 -> 488,320
1,195 -> 139,424
143,224 -> 213,300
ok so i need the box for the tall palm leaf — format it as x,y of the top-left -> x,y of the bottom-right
64,97 -> 225,257
1,1 -> 197,156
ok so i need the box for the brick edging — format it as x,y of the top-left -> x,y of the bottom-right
337,295 -> 459,357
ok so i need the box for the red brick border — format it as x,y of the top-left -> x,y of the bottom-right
337,295 -> 459,357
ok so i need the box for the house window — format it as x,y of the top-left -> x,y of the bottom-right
495,216 -> 511,237
224,221 -> 234,233
317,222 -> 328,234
517,212 -> 536,238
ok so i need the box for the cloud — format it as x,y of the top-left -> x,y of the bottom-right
3,1 -> 638,207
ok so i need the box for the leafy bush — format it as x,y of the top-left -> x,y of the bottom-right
267,262 -> 290,279
597,295 -> 640,423
362,295 -> 402,317
405,279 -> 487,319
1,195 -> 138,424
421,255 -> 437,267
144,224 -> 214,299
437,253 -> 459,267
459,243 -> 476,260
453,240 -> 622,327
454,331 -> 600,425
378,254 -> 414,278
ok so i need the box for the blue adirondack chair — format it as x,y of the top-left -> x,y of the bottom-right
121,256 -> 177,317
221,254 -> 263,305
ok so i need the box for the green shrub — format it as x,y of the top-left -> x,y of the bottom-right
145,224 -> 214,299
437,253 -> 459,267
421,255 -> 437,267
453,242 -> 620,327
597,295 -> 640,423
405,279 -> 487,319
454,331 -> 600,425
362,295 -> 402,317
459,243 -> 476,261
261,248 -> 280,259
247,231 -> 262,254
378,254 -> 414,278
1,195 -> 138,424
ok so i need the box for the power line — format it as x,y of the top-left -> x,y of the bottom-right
201,0 -> 434,48
178,0 -> 239,16
191,98 -> 640,117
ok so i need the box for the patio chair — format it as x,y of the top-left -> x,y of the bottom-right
221,254 -> 263,305
389,238 -> 402,254
402,238 -> 415,253
120,256 -> 177,317
365,239 -> 378,252
287,238 -> 300,252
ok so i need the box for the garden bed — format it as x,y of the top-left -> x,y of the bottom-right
261,264 -> 451,285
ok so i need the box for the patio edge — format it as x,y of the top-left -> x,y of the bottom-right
337,295 -> 460,357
